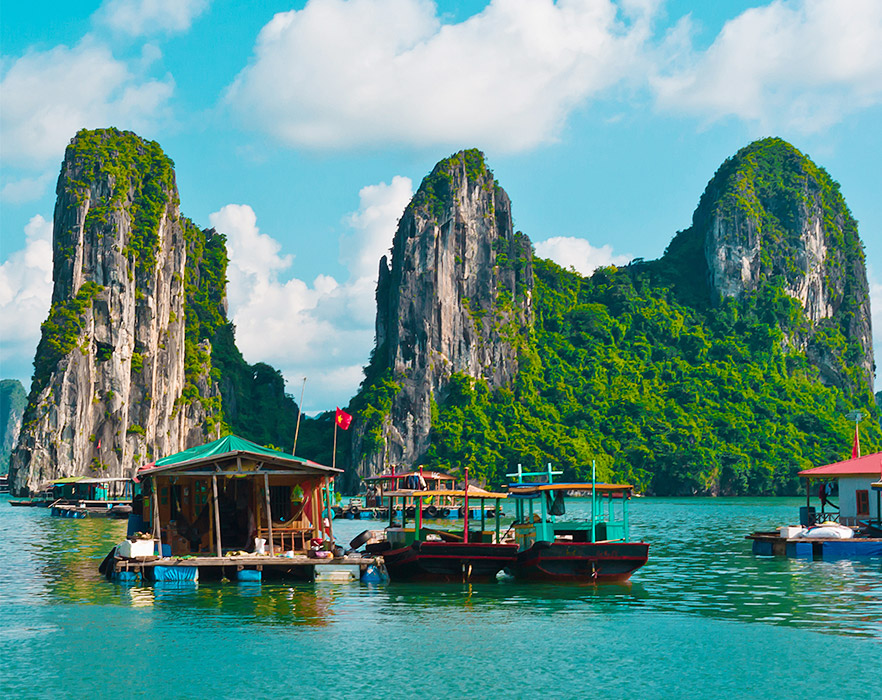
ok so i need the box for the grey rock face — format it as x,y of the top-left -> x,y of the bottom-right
348,151 -> 533,487
8,130 -> 217,495
699,138 -> 874,391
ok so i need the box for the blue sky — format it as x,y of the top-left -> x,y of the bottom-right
1,0 -> 880,412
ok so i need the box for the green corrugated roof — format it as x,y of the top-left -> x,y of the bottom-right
154,434 -> 321,468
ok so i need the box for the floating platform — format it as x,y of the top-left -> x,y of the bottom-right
747,532 -> 882,558
109,553 -> 383,583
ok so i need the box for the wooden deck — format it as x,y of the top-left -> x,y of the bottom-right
111,553 -> 382,583
113,553 -> 378,569
747,532 -> 882,557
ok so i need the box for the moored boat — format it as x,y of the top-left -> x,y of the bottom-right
374,472 -> 517,582
505,464 -> 649,583
47,477 -> 133,518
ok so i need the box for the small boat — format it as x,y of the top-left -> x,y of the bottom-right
47,477 -> 133,517
504,464 -> 649,583
374,469 -> 517,582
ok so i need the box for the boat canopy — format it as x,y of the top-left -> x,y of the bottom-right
50,476 -> 132,484
364,470 -> 454,482
507,482 -> 634,497
385,486 -> 508,499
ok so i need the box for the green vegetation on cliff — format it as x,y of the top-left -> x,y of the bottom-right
385,139 -> 880,495
424,258 -> 879,494
65,128 -> 177,277
30,281 -> 103,398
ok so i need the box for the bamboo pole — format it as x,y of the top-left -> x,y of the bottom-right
211,475 -> 222,557
264,473 -> 274,555
332,422 -> 338,471
591,459 -> 596,544
152,478 -> 161,557
463,466 -> 470,544
292,377 -> 306,456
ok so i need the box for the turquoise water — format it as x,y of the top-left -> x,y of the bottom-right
1,496 -> 879,699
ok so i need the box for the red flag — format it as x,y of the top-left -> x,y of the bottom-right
851,424 -> 860,459
335,407 -> 352,431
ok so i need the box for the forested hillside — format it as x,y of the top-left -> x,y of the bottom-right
354,139 -> 879,495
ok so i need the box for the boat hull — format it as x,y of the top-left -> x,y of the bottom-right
510,541 -> 649,583
383,541 -> 518,583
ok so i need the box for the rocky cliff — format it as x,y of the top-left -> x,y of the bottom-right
0,379 -> 26,473
347,150 -> 533,487
8,129 -> 220,495
669,138 -> 874,391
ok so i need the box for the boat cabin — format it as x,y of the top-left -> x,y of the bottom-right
135,435 -> 340,557
797,452 -> 882,527
382,485 -> 507,549
506,464 -> 636,547
50,477 -> 133,504
363,469 -> 456,509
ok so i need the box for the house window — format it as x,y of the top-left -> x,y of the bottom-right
270,485 -> 292,522
856,490 -> 870,517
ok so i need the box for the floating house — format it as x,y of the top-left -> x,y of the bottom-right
105,435 -> 377,582
797,451 -> 882,527
748,451 -> 882,557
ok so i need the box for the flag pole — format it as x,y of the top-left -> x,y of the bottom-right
332,420 -> 338,471
292,377 -> 306,455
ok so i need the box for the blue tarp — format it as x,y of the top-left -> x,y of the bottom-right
152,566 -> 198,583
237,569 -> 262,582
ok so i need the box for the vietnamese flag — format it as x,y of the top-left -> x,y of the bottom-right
336,407 -> 353,431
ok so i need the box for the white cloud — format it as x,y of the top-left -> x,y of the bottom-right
534,236 -> 631,275
652,0 -> 882,132
0,172 -> 54,204
209,179 -> 408,411
341,175 -> 413,280
0,39 -> 174,168
94,0 -> 210,37
0,216 -> 54,381
226,0 -> 655,152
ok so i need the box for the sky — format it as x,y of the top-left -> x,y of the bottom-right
1,0 -> 880,414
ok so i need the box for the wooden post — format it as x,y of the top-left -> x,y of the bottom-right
495,499 -> 501,543
211,475 -> 222,558
325,480 -> 334,543
463,466 -> 470,544
264,473 -> 274,555
152,477 -> 161,557
591,459 -> 596,544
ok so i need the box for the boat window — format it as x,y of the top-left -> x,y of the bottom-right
546,491 -> 566,516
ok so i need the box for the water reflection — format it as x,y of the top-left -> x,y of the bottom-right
2,496 -> 880,639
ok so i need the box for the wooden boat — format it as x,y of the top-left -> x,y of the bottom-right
376,471 -> 517,582
47,477 -> 133,517
505,464 -> 649,583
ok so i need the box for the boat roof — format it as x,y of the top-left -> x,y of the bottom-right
797,452 -> 882,478
51,477 -> 132,484
137,434 -> 339,479
507,482 -> 634,496
385,485 -> 508,499
364,470 -> 455,481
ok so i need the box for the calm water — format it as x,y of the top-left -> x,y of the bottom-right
1,496 -> 879,699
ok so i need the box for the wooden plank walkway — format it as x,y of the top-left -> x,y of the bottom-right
113,554 -> 379,571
